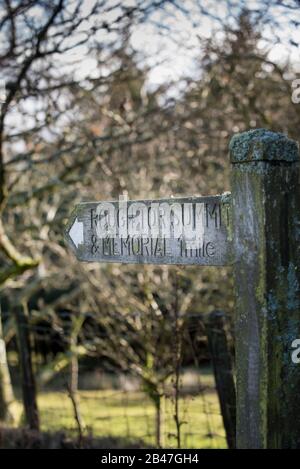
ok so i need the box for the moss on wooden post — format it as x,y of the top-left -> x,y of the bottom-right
230,129 -> 300,448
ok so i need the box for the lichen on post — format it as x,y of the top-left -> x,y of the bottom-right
230,128 -> 300,449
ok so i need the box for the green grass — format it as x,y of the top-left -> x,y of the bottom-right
38,387 -> 226,449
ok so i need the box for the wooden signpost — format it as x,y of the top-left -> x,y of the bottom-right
65,129 -> 300,449
65,195 -> 232,266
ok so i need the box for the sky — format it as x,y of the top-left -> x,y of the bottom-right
1,0 -> 299,89
2,0 -> 300,150
69,0 -> 300,87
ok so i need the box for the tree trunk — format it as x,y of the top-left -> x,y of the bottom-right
14,302 -> 39,430
67,316 -> 85,444
154,393 -> 164,448
0,307 -> 16,423
68,340 -> 85,443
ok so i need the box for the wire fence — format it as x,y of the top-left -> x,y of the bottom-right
34,366 -> 226,449
0,309 -> 232,449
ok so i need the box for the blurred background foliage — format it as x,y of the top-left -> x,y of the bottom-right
0,0 -> 299,448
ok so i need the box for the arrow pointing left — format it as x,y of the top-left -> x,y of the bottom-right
65,196 -> 232,265
68,217 -> 84,248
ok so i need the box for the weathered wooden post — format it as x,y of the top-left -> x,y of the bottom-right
230,129 -> 300,449
205,310 -> 236,449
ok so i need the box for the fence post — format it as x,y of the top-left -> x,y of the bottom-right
230,129 -> 300,448
205,310 -> 236,449
14,303 -> 39,431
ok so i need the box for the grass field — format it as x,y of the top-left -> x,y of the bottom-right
37,371 -> 226,449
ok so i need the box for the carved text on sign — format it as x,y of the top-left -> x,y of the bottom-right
65,195 -> 232,266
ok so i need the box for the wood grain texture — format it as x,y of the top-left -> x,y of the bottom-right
231,129 -> 300,449
65,195 -> 232,266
